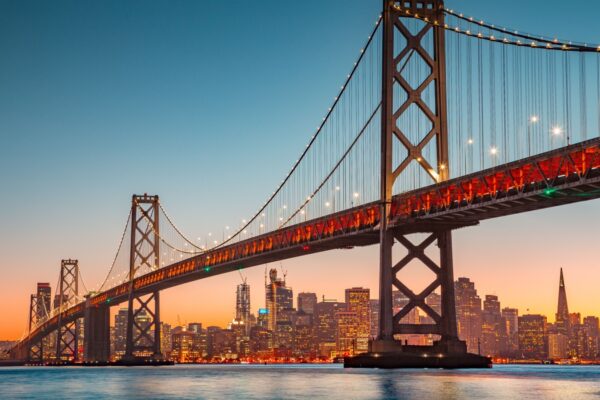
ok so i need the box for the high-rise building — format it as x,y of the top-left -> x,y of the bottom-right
548,330 -> 568,360
297,292 -> 317,315
113,308 -> 128,358
369,299 -> 380,339
249,326 -> 272,357
481,295 -> 503,357
230,319 -> 249,356
160,323 -> 172,355
315,299 -> 345,358
274,315 -> 294,351
171,329 -> 197,362
518,314 -> 547,359
292,310 -> 315,357
211,329 -> 237,359
583,316 -> 599,360
555,268 -> 570,338
206,326 -> 222,358
455,277 -> 482,353
568,312 -> 582,358
345,287 -> 370,353
336,310 -> 358,356
265,269 -> 293,333
236,282 -> 251,334
501,307 -> 519,357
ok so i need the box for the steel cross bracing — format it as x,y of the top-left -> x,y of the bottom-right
27,294 -> 43,362
13,138 -> 600,355
125,194 -> 161,359
55,259 -> 80,361
376,0 -> 459,347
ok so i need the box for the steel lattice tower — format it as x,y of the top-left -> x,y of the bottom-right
373,0 -> 469,358
124,194 -> 162,359
55,259 -> 81,361
27,294 -> 43,362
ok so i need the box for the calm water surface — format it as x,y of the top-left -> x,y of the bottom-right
1,364 -> 599,399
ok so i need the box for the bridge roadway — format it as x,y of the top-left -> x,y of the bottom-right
17,137 -> 600,351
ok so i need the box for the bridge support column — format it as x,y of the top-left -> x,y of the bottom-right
55,259 -> 80,362
25,293 -> 44,363
346,0 -> 489,368
123,194 -> 163,362
347,228 -> 490,367
27,339 -> 44,364
83,300 -> 110,363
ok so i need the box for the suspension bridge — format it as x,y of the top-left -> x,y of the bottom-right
8,0 -> 600,367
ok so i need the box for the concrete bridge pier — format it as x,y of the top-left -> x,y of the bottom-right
83,299 -> 110,363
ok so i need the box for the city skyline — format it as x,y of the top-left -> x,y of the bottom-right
2,0 -> 600,345
51,267 -> 596,363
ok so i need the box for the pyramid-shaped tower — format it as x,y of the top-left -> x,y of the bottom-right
555,268 -> 569,336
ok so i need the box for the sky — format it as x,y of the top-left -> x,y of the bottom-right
1,0 -> 600,339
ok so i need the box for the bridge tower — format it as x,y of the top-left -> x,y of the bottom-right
55,259 -> 80,361
124,194 -> 162,361
349,0 -> 489,367
26,294 -> 44,363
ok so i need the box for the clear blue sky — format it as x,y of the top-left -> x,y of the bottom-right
1,0 -> 599,338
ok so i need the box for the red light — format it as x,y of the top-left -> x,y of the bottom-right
302,245 -> 310,251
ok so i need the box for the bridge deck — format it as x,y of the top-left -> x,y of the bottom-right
16,138 -> 600,352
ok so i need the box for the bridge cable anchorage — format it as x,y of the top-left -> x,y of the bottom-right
98,209 -> 132,292
207,16 -> 383,250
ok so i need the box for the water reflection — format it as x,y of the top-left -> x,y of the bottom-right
0,365 -> 599,400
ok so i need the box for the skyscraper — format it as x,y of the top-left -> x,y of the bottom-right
369,299 -> 380,339
501,307 -> 519,357
336,310 -> 358,356
455,277 -> 482,353
481,295 -> 502,357
583,316 -> 599,360
518,314 -> 547,359
555,268 -> 569,337
236,281 -> 251,334
113,308 -> 128,358
315,299 -> 345,358
345,287 -> 370,353
265,269 -> 293,332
